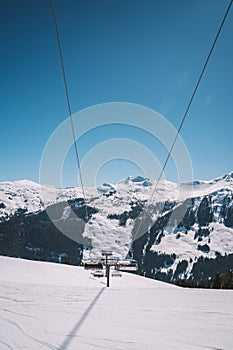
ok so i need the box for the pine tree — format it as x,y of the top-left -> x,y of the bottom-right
212,272 -> 221,289
222,271 -> 233,289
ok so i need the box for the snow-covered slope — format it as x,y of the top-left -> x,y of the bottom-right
0,179 -> 98,219
0,256 -> 233,350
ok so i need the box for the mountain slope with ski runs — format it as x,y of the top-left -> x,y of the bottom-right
0,172 -> 233,283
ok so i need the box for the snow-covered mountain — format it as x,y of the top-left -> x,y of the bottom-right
1,256 -> 233,349
0,172 -> 233,284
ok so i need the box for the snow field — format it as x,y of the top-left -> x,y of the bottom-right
0,256 -> 233,350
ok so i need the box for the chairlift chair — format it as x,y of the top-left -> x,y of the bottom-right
83,260 -> 103,270
118,259 -> 138,271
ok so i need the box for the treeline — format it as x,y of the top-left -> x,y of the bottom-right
175,270 -> 233,289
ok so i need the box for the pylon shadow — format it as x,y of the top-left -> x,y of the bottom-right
58,287 -> 105,349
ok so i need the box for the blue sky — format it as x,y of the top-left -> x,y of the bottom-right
0,0 -> 233,187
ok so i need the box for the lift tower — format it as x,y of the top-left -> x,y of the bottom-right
101,251 -> 113,287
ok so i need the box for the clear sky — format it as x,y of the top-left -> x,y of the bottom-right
0,0 -> 233,187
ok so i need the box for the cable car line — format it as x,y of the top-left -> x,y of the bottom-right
50,0 -> 89,220
132,0 -> 233,245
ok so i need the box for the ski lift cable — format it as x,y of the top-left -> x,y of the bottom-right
50,0 -> 89,220
132,0 -> 233,244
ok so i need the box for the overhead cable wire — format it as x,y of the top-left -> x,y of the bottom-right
50,0 -> 89,220
133,0 -> 233,243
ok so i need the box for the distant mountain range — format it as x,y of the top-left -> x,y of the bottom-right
0,172 -> 233,284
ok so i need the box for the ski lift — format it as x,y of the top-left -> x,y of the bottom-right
118,259 -> 138,272
100,256 -> 119,266
92,270 -> 104,277
83,260 -> 103,270
112,270 -> 122,277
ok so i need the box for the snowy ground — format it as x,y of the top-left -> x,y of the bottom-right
0,256 -> 233,350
